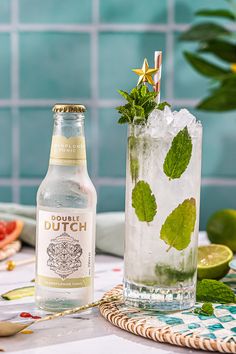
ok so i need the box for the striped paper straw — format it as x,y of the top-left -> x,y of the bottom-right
154,51 -> 162,104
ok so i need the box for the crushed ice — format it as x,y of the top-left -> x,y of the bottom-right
146,106 -> 201,138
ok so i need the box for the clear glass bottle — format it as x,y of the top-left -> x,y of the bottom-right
35,104 -> 97,311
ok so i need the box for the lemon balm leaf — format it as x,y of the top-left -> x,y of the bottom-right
160,198 -> 196,251
132,181 -> 157,222
163,127 -> 192,179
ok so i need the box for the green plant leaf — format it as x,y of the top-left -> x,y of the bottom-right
128,136 -> 139,183
194,302 -> 214,316
118,116 -> 129,124
132,180 -> 157,222
117,90 -> 131,102
199,39 -> 236,63
160,198 -> 196,252
116,85 -> 159,125
184,52 -> 230,79
196,279 -> 236,303
157,101 -> 171,111
141,85 -> 148,96
163,127 -> 192,179
196,9 -> 236,20
180,22 -> 230,41
197,89 -> 236,111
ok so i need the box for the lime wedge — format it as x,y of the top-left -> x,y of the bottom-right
197,244 -> 233,280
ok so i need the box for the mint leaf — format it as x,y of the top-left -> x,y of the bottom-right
196,279 -> 236,303
128,136 -> 139,183
194,302 -> 214,316
163,127 -> 192,179
160,198 -> 196,251
157,101 -> 171,111
132,181 -> 157,222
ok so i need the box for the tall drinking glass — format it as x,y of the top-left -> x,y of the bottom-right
123,108 -> 202,311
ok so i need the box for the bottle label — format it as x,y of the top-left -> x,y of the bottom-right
49,135 -> 86,166
37,209 -> 93,289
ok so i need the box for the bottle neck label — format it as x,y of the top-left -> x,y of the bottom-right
49,135 -> 86,166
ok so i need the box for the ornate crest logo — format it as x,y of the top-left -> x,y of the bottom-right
47,232 -> 82,279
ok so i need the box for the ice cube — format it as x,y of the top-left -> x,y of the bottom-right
147,107 -> 200,138
172,109 -> 196,130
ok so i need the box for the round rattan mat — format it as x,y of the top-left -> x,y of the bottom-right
99,284 -> 236,353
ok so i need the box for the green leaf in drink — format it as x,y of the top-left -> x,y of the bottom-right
163,127 -> 192,180
160,198 -> 196,251
132,180 -> 157,222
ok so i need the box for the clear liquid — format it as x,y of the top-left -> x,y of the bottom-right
36,164 -> 96,311
124,124 -> 202,311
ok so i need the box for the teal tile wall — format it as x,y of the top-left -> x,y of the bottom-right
0,0 -> 235,230
19,108 -> 53,177
0,34 -> 11,99
0,187 -> 12,202
99,32 -> 166,99
0,109 -> 12,177
20,186 -> 38,205
98,108 -> 126,177
98,185 -> 125,212
19,33 -> 91,99
100,0 -> 167,24
0,0 -> 10,23
19,0 -> 92,24
200,185 -> 236,229
174,0 -> 230,23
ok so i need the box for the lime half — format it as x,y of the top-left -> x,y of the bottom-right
197,244 -> 233,280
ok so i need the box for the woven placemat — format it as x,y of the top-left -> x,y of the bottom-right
100,278 -> 236,354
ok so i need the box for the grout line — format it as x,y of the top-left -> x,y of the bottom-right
90,0 -> 99,179
0,178 -> 41,186
11,0 -> 20,203
1,177 -> 236,187
1,23 -> 236,32
0,98 -> 200,108
201,178 -> 236,187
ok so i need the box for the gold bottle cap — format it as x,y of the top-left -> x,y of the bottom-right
52,104 -> 86,113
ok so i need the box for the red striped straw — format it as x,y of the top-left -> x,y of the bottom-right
154,51 -> 162,104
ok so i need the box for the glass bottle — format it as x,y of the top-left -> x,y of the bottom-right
35,104 -> 97,311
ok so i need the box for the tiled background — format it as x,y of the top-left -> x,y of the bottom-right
0,0 -> 235,229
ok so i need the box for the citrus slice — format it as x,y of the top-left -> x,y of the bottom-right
0,220 -> 24,249
197,244 -> 233,280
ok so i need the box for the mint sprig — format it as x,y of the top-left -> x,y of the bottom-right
194,302 -> 214,316
196,279 -> 236,303
116,85 -> 170,125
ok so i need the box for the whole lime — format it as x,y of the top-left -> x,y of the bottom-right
207,209 -> 236,252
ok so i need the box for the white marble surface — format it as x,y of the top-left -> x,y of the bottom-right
0,233 -> 209,354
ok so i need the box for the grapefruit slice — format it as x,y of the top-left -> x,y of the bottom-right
0,220 -> 24,249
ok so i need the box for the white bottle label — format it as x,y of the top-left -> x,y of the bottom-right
37,209 -> 93,289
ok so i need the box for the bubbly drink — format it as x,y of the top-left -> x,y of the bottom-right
124,107 -> 202,311
36,104 -> 96,311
